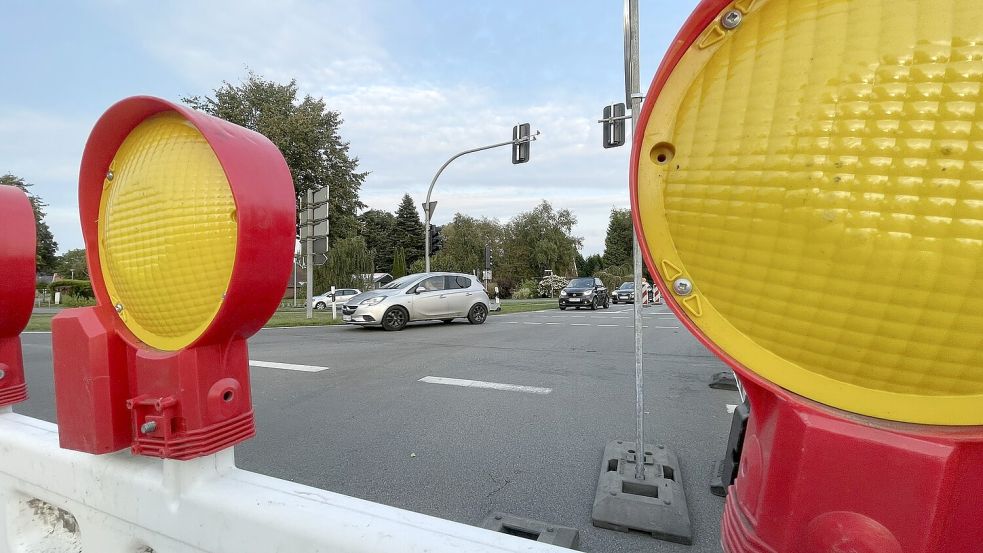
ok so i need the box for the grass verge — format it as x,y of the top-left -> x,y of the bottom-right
24,300 -> 559,332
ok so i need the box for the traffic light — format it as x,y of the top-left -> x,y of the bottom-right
484,244 -> 492,270
429,224 -> 443,253
602,103 -> 626,149
511,123 -> 530,164
634,1 -> 983,550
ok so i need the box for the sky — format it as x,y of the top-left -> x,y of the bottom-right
1,1 -> 700,256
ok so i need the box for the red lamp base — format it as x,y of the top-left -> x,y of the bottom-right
722,375 -> 983,553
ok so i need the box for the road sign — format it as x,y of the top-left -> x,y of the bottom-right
634,1 -> 983,550
482,270 -> 492,281
422,201 -> 437,219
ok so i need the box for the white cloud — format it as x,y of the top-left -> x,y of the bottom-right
0,108 -> 90,252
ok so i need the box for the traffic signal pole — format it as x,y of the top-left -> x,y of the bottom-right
423,131 -> 537,273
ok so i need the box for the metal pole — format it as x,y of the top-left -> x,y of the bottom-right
424,139 -> 518,273
305,189 -> 314,320
625,0 -> 646,481
293,254 -> 297,307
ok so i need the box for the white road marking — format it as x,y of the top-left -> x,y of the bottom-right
545,322 -> 560,325
419,376 -> 552,395
726,404 -> 737,414
597,324 -> 619,327
570,323 -> 590,326
249,360 -> 329,373
522,322 -> 543,325
505,321 -> 519,324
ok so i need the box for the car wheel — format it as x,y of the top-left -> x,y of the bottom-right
441,318 -> 454,324
468,303 -> 488,325
590,297 -> 598,310
559,306 -> 567,311
603,297 -> 610,309
612,298 -> 618,304
381,306 -> 409,331
315,302 -> 326,310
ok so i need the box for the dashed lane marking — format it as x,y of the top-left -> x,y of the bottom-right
249,360 -> 330,373
419,376 -> 552,395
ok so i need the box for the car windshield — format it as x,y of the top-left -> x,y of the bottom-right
619,282 -> 634,290
568,278 -> 593,288
381,274 -> 419,290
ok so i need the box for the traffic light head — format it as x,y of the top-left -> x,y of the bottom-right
512,123 -> 531,164
429,224 -> 443,253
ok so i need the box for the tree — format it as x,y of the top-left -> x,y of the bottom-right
602,208 -> 633,268
580,254 -> 603,277
0,173 -> 57,273
360,209 -> 397,271
56,248 -> 89,280
392,194 -> 425,265
184,72 -> 367,243
391,246 -> 407,278
428,213 -> 503,275
314,237 -> 375,292
500,200 -> 582,284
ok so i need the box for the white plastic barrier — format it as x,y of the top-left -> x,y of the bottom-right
0,411 -> 567,553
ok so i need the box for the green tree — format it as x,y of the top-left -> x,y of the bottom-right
429,213 -> 503,275
314,237 -> 375,291
580,253 -> 603,277
391,246 -> 407,278
56,248 -> 89,280
360,209 -> 396,271
0,173 -> 58,273
184,72 -> 367,243
500,200 -> 581,285
602,208 -> 633,268
392,194 -> 425,265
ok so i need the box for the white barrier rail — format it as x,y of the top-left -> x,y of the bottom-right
0,411 -> 566,553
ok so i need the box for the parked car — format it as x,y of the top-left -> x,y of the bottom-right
558,277 -> 609,310
612,282 -> 634,304
313,288 -> 361,309
342,272 -> 491,331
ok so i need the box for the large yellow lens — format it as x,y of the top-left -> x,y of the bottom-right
99,112 -> 237,351
638,0 -> 983,424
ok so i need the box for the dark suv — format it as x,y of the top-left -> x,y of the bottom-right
559,277 -> 609,310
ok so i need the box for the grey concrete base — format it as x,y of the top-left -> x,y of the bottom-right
480,512 -> 580,549
591,440 -> 693,545
709,371 -> 738,391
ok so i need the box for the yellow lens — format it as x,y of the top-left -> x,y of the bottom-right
637,0 -> 983,424
99,112 -> 237,351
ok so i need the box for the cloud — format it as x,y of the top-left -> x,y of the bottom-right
0,108 -> 90,251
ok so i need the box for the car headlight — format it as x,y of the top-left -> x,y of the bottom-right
559,291 -> 567,297
583,290 -> 593,296
360,296 -> 386,306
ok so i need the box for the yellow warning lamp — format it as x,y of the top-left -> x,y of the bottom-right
634,0 -> 983,426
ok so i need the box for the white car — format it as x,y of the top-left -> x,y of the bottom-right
342,272 -> 491,331
312,288 -> 361,309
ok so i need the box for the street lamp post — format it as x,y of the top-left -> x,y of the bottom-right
423,129 -> 538,273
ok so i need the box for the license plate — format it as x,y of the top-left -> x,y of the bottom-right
343,315 -> 352,321
569,298 -> 580,302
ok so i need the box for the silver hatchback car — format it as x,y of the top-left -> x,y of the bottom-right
341,272 -> 491,331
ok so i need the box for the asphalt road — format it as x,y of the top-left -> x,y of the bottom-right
17,304 -> 735,552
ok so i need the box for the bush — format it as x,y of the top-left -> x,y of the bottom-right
49,279 -> 93,299
537,274 -> 569,298
512,278 -> 539,299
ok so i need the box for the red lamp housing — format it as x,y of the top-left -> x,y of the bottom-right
52,96 -> 295,459
0,185 -> 36,408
